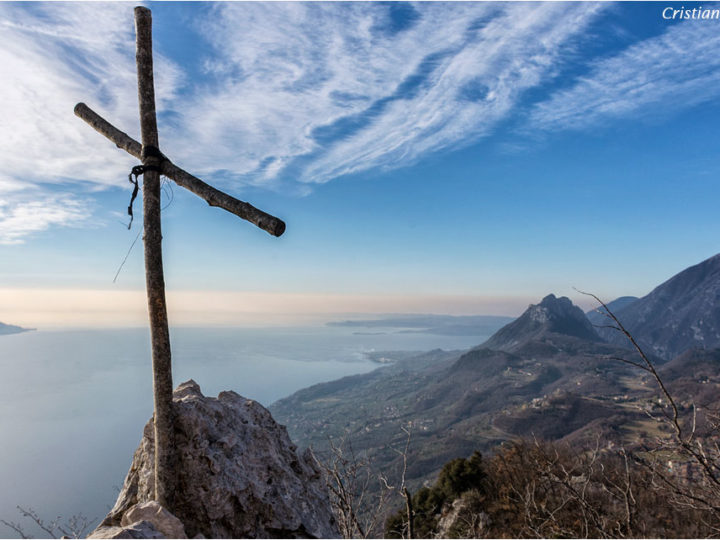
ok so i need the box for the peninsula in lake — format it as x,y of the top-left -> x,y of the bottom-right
0,321 -> 33,336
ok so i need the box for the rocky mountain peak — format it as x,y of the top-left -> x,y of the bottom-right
531,294 -> 576,322
481,294 -> 600,352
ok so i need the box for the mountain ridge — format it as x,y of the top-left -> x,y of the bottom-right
586,296 -> 638,327
270,295 -> 654,489
271,253 -> 720,491
595,253 -> 720,359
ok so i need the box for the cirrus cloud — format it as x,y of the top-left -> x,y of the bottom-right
2,2 -> 720,245
0,192 -> 90,245
527,9 -> 720,132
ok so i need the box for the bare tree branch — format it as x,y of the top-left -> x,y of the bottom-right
579,288 -> 720,520
1,507 -> 93,539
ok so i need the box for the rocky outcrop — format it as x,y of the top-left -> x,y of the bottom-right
89,514 -> 166,539
92,380 -> 338,539
482,294 -> 601,352
436,497 -> 490,538
120,502 -> 186,538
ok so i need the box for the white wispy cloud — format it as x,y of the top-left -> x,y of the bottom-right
3,2 -> 720,244
527,15 -> 720,132
0,3 -> 182,242
172,2 -> 606,185
0,193 -> 90,245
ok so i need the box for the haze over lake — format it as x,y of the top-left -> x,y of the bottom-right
0,325 -> 488,538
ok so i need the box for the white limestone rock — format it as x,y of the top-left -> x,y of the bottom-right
94,380 -> 338,539
88,520 -> 164,539
121,502 -> 186,539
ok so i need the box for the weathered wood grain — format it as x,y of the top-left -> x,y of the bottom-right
135,5 -> 175,510
73,102 -> 286,238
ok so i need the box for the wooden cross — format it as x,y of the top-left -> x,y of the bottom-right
74,7 -> 285,511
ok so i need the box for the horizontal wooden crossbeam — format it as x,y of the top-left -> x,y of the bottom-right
74,102 -> 286,237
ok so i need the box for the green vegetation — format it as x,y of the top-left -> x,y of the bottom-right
386,451 -> 486,538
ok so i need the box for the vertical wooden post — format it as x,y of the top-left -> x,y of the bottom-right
134,6 -> 175,509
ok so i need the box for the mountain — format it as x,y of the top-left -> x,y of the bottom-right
270,295 -> 652,488
481,294 -> 602,352
596,253 -> 720,360
585,296 -> 638,327
658,348 -> 720,415
271,255 -> 720,498
0,321 -> 32,336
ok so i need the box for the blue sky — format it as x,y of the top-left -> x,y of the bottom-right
1,1 -> 720,327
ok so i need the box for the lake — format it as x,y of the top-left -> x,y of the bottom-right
0,326 -> 487,538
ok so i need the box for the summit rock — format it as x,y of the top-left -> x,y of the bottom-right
92,380 -> 338,539
482,294 -> 601,353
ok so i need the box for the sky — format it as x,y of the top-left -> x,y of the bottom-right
1,1 -> 720,328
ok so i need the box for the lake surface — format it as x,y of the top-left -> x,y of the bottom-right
0,326 -> 486,537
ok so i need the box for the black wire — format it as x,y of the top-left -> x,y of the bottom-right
115,164 -> 175,283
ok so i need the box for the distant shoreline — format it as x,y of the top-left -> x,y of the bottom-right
328,313 -> 515,337
0,323 -> 35,336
